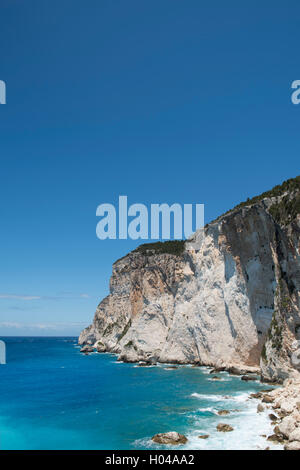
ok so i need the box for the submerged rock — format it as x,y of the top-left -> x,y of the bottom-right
217,410 -> 230,416
152,432 -> 188,445
198,434 -> 210,439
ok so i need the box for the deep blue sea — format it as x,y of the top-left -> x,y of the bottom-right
0,337 -> 280,450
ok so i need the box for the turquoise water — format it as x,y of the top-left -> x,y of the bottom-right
0,337 -> 279,450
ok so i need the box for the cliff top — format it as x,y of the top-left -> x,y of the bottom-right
212,175 -> 300,227
115,175 -> 300,263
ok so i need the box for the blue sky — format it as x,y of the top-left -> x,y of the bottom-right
0,0 -> 300,336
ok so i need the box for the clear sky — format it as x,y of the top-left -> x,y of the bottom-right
0,0 -> 299,336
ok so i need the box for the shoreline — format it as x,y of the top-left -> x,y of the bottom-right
81,347 -> 300,450
81,344 -> 262,375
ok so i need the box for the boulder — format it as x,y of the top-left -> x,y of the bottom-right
267,434 -> 285,444
138,361 -> 151,367
218,410 -> 230,416
80,345 -> 94,353
198,434 -> 210,439
217,423 -> 234,432
284,441 -> 300,451
278,416 -> 297,439
291,410 -> 300,422
280,400 -> 295,415
262,395 -> 274,404
152,432 -> 188,445
257,404 -> 265,413
241,375 -> 257,382
288,428 -> 300,442
209,367 -> 226,374
269,413 -> 278,422
227,366 -> 243,376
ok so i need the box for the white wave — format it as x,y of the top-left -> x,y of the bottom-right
191,393 -> 228,401
207,377 -> 232,382
197,407 -> 219,414
133,365 -> 156,368
200,368 -> 213,375
191,391 -> 251,404
133,402 -> 283,451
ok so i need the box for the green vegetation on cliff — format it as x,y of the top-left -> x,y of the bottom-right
236,175 -> 300,209
135,240 -> 185,257
214,175 -> 300,226
269,193 -> 300,226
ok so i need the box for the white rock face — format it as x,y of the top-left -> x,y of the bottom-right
80,186 -> 300,379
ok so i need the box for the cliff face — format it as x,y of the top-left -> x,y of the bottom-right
79,177 -> 300,382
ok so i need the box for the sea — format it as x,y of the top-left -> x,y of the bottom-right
0,337 -> 281,450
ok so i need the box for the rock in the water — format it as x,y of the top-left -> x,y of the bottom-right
211,376 -> 221,380
152,432 -> 188,445
210,367 -> 226,374
262,395 -> 274,404
198,434 -> 210,439
241,375 -> 257,382
227,367 -> 243,376
269,413 -> 278,422
257,404 -> 265,413
217,423 -> 234,432
267,434 -> 285,444
217,410 -> 230,416
80,345 -> 94,353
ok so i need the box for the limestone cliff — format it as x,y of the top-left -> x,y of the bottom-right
79,177 -> 300,382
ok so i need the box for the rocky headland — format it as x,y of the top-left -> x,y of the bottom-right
79,176 -> 300,448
